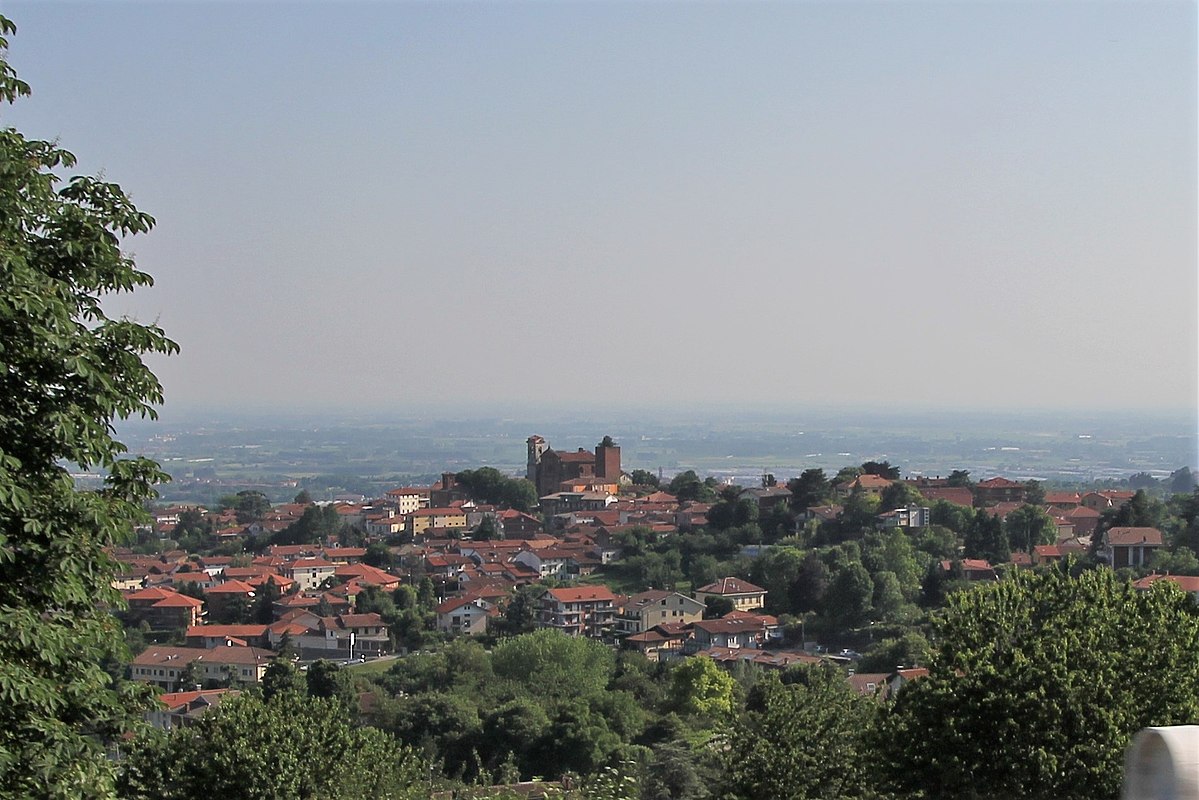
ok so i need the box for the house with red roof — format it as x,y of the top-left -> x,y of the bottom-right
1062,504 -> 1101,539
622,624 -> 691,662
536,586 -> 618,638
975,477 -> 1026,505
124,587 -> 205,630
1102,527 -> 1164,569
835,474 -> 893,497
291,612 -> 391,657
687,616 -> 773,651
614,590 -> 705,635
1082,490 -> 1136,511
204,579 -> 257,620
383,486 -> 430,515
185,624 -> 270,649
1133,572 -> 1199,600
408,507 -> 469,537
939,559 -> 998,581
693,577 -> 767,611
280,557 -> 338,591
147,688 -> 239,730
435,595 -> 498,636
917,486 -> 974,508
130,645 -> 274,689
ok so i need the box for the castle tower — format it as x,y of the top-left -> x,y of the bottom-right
527,435 -> 546,483
595,436 -> 621,480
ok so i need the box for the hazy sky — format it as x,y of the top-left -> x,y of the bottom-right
4,1 -> 1196,416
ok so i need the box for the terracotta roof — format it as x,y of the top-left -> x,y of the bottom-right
411,508 -> 468,518
133,645 -> 274,667
1134,573 -> 1199,593
695,577 -> 766,596
554,450 -> 595,463
206,579 -> 256,594
978,477 -> 1022,488
545,586 -> 617,603
150,593 -> 205,608
287,558 -> 337,569
186,625 -> 267,638
1106,527 -> 1164,546
155,688 -> 238,711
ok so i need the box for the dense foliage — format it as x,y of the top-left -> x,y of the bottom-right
0,18 -> 176,798
873,567 -> 1199,799
119,692 -> 425,800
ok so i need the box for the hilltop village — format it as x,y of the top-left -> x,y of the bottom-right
111,435 -> 1199,797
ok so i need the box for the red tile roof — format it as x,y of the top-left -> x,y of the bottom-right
695,577 -> 766,596
1106,527 -> 1164,546
545,586 -> 617,603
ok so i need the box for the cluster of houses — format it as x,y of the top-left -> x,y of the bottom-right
123,438 -> 1185,725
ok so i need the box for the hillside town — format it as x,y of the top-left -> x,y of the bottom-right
114,435 -> 1199,738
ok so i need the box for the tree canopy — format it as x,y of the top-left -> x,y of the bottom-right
0,18 -> 177,798
119,692 -> 425,800
874,567 -> 1199,800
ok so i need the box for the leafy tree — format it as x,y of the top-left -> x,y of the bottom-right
1127,472 -> 1159,491
173,660 -> 202,693
1023,479 -> 1047,506
749,547 -> 806,615
473,515 -> 502,541
251,577 -> 282,624
0,24 -> 178,794
667,471 -> 717,503
861,460 -> 900,479
834,466 -> 864,484
1004,503 -> 1057,553
963,509 -> 1008,563
1170,466 -> 1196,494
529,701 -> 622,778
119,692 -> 424,799
786,468 -> 829,509
375,691 -> 483,780
874,568 -> 1199,800
858,630 -> 931,673
788,551 -> 830,613
491,629 -> 615,699
492,584 -> 541,637
928,499 -> 971,533
455,467 -> 537,512
231,490 -> 271,524
630,469 -> 659,488
268,504 -> 342,548
364,541 -> 394,569
305,660 -> 358,709
260,658 -> 305,702
668,656 -> 737,719
643,740 -> 713,800
293,488 -> 313,505
822,560 -> 874,630
720,669 -> 874,800
1099,488 -> 1161,533
1148,547 -> 1199,576
703,596 -> 735,619
839,488 -> 880,534
878,480 -> 925,512
945,470 -> 974,488
479,698 -> 550,778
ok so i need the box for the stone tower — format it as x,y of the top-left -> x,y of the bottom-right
527,435 -> 546,483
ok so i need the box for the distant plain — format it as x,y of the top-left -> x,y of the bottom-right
115,408 -> 1198,504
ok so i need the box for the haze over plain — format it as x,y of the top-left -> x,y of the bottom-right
5,2 -> 1196,417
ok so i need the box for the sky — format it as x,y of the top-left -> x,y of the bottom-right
2,1 -> 1196,418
